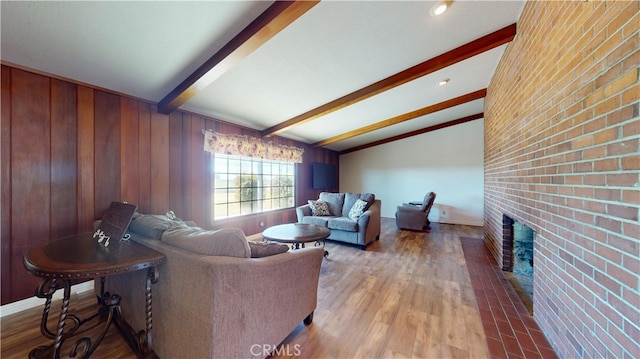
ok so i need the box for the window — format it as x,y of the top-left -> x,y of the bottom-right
213,154 -> 295,220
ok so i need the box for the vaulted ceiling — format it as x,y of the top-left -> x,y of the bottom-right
1,1 -> 525,153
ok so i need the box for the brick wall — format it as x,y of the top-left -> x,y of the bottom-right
484,1 -> 638,358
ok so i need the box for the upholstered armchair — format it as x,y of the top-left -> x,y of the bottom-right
395,192 -> 437,230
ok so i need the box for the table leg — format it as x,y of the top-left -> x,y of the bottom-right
113,266 -> 159,358
35,278 -> 61,339
53,282 -> 71,356
28,279 -> 68,358
315,239 -> 329,258
29,277 -> 146,359
29,279 -> 85,359
146,266 -> 159,352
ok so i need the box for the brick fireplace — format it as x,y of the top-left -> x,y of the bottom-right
483,2 -> 638,357
502,214 -> 534,303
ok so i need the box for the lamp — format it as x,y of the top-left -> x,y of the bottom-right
430,1 -> 453,16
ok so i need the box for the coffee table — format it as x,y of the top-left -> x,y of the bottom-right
262,223 -> 330,257
23,232 -> 165,359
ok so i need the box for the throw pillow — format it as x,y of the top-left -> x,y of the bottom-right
128,212 -> 196,239
348,199 -> 368,221
308,200 -> 331,216
129,214 -> 172,239
342,192 -> 362,216
161,227 -> 251,258
248,241 -> 289,258
319,192 -> 345,216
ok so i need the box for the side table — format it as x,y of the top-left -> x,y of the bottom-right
262,223 -> 331,257
23,232 -> 165,359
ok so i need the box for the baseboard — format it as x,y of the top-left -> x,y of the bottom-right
436,219 -> 484,227
0,281 -> 94,318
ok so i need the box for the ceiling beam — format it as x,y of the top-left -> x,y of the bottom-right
339,112 -> 484,155
261,23 -> 516,137
312,88 -> 486,148
157,1 -> 319,115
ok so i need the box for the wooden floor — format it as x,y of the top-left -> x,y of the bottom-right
271,219 -> 490,359
1,287 -> 139,359
1,219 -> 547,358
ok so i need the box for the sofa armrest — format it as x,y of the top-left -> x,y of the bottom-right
401,203 -> 420,209
396,205 -> 426,220
357,209 -> 372,227
396,204 -> 423,214
358,199 -> 381,246
396,204 -> 428,228
296,204 -> 312,222
204,247 -> 323,358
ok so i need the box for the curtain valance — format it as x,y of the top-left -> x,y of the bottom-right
203,130 -> 304,163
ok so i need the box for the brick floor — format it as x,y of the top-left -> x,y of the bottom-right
461,237 -> 557,359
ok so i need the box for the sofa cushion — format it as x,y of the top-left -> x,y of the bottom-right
328,217 -> 359,232
248,240 -> 289,258
301,216 -> 330,227
308,200 -> 331,216
348,199 -> 368,221
161,227 -> 251,258
319,192 -> 345,216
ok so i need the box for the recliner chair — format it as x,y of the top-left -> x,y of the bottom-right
395,192 -> 437,230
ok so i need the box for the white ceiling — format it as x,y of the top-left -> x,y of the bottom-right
1,1 -> 525,152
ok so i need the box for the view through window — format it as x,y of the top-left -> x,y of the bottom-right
213,154 -> 295,220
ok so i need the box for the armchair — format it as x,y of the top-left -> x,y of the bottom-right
395,192 -> 436,230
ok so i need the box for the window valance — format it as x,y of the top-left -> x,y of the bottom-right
203,130 -> 304,163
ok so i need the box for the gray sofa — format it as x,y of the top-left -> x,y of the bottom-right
296,192 -> 381,249
99,213 -> 324,359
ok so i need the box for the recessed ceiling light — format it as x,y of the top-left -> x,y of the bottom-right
438,78 -> 450,86
430,1 -> 453,16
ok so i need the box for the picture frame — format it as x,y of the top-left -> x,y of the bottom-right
94,202 -> 137,247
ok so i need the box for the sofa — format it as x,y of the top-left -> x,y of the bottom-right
296,192 -> 381,249
99,212 -> 324,359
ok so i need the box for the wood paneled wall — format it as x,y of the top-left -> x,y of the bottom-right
0,65 -> 339,304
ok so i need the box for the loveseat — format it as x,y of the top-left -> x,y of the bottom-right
296,192 -> 381,249
99,213 -> 324,359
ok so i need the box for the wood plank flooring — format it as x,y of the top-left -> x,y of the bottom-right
1,219 -> 532,358
1,288 -> 137,359
270,219 -> 489,359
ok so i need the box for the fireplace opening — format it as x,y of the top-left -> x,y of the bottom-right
502,214 -> 534,313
